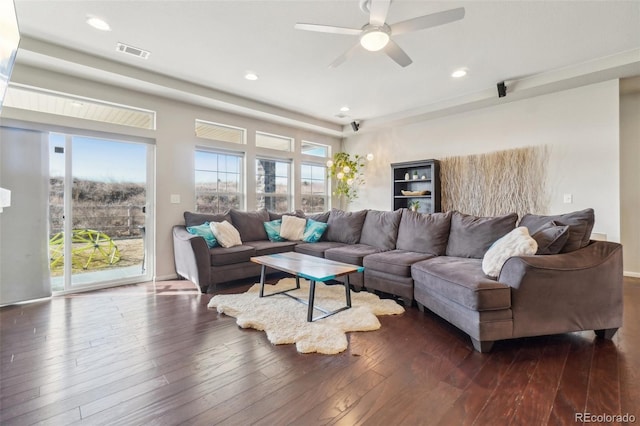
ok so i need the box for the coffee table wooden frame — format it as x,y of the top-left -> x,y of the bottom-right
250,252 -> 364,322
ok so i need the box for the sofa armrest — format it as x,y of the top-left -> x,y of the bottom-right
498,241 -> 623,338
172,225 -> 211,293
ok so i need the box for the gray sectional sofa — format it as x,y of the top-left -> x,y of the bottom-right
172,207 -> 623,352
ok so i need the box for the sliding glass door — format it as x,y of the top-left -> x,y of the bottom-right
48,133 -> 153,291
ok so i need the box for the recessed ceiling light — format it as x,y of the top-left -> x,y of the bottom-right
340,106 -> 350,112
451,68 -> 468,78
86,16 -> 111,31
244,72 -> 259,81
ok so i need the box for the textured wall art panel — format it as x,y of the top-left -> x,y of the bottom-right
440,146 -> 549,218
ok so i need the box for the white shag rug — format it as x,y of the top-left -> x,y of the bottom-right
208,278 -> 405,355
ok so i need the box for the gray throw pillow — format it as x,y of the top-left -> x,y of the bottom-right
396,210 -> 452,255
359,209 -> 403,251
446,211 -> 518,259
531,221 -> 570,255
184,211 -> 230,227
519,208 -> 594,253
325,209 -> 368,244
229,209 -> 270,242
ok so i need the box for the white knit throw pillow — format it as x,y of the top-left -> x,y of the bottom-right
210,220 -> 242,248
482,227 -> 538,278
279,215 -> 307,241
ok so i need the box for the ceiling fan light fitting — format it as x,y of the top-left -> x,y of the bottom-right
360,27 -> 390,51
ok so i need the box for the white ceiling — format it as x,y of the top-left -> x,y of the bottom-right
11,0 -> 640,133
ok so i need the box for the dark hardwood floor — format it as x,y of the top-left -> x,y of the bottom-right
1,276 -> 638,425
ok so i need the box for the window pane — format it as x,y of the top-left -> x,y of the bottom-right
301,141 -> 329,157
300,163 -> 328,213
256,132 -> 292,152
195,120 -> 245,144
255,158 -> 290,212
5,84 -> 156,130
195,150 -> 243,213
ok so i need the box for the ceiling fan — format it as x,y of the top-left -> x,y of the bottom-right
294,0 -> 465,68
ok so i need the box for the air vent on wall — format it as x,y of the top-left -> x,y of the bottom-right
116,42 -> 150,59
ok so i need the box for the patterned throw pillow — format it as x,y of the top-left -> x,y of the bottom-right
263,219 -> 285,242
210,220 -> 242,248
280,215 -> 307,241
186,222 -> 217,248
302,218 -> 328,243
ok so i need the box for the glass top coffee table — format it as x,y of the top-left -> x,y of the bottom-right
250,252 -> 364,322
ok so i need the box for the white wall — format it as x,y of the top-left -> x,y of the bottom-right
2,65 -> 342,282
620,90 -> 640,276
346,80 -> 622,245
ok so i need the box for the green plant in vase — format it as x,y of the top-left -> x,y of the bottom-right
409,200 -> 420,212
326,152 -> 373,206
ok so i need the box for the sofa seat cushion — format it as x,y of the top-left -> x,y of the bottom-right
244,240 -> 297,256
209,245 -> 256,266
294,241 -> 347,258
411,256 -> 511,311
363,249 -> 435,277
325,244 -> 382,266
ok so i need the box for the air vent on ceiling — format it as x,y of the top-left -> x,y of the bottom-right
116,42 -> 150,59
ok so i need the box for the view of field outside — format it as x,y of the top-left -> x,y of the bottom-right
48,135 -> 146,286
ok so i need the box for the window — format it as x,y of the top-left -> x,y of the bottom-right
256,131 -> 292,152
4,84 -> 156,130
301,163 -> 328,213
195,150 -> 243,213
255,158 -> 290,213
195,120 -> 245,144
301,141 -> 330,158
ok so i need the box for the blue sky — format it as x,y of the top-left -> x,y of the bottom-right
49,133 -> 147,183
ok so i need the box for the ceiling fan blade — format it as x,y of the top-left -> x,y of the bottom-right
369,0 -> 391,26
294,23 -> 362,36
390,7 -> 465,36
329,43 -> 360,68
384,40 -> 413,67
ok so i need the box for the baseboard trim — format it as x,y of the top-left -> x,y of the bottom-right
154,274 -> 179,281
624,271 -> 640,278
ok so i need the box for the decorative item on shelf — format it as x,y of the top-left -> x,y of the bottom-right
421,175 -> 426,180
326,151 -> 374,206
412,170 -> 419,180
404,172 -> 410,180
401,190 -> 430,196
409,200 -> 420,212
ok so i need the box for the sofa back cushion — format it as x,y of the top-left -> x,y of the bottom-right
396,210 -> 452,255
359,209 -> 403,250
446,211 -> 518,258
325,209 -> 367,244
519,208 -> 594,253
229,208 -> 269,242
184,211 -> 230,227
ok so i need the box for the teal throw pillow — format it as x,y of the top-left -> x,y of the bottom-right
303,218 -> 328,243
264,219 -> 285,242
186,222 -> 217,248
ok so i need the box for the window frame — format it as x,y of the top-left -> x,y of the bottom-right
255,131 -> 293,152
194,148 -> 245,213
255,156 -> 292,213
300,161 -> 329,214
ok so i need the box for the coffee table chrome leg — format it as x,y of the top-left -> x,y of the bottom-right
345,275 -> 352,307
307,280 -> 316,322
259,265 -> 267,297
